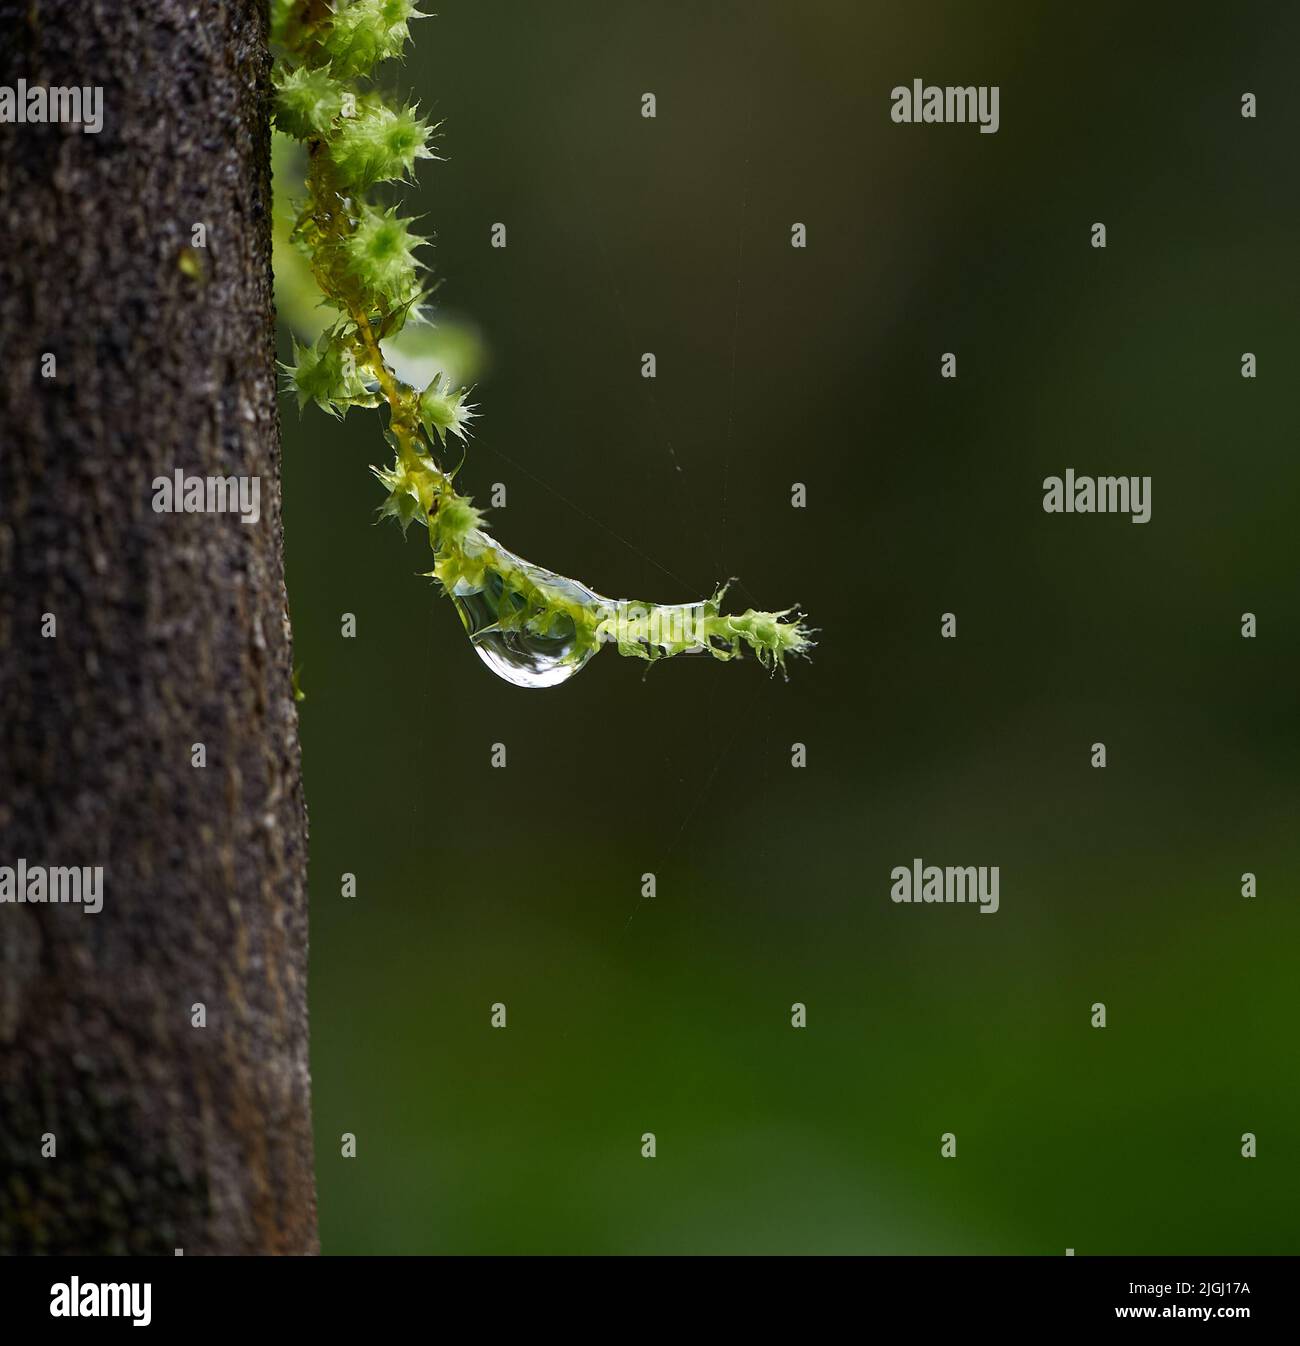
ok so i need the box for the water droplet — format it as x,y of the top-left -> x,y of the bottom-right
444,529 -> 732,687
449,536 -> 610,689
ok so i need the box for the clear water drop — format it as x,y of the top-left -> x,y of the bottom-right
448,535 -> 611,689
452,588 -> 596,688
444,529 -> 733,688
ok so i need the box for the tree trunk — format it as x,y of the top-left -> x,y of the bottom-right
0,1 -> 317,1253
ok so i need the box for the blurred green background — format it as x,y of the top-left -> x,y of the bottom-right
278,0 -> 1300,1253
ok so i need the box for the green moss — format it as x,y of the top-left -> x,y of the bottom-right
274,0 -> 812,685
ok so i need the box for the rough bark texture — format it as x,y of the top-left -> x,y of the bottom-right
0,2 -> 317,1252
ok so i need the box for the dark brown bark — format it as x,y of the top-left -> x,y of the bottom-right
0,2 -> 317,1252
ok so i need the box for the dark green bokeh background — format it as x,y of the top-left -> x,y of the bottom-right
280,1 -> 1300,1252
